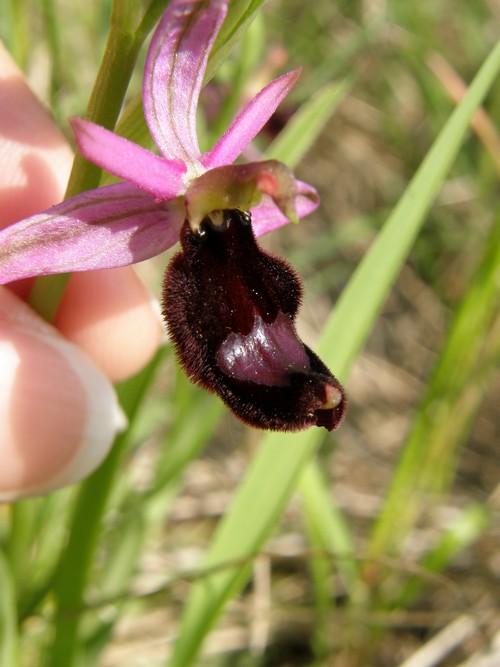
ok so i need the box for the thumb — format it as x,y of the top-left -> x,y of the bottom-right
0,287 -> 125,502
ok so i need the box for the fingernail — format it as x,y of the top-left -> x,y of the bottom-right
0,288 -> 125,502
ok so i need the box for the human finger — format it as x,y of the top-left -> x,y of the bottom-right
0,287 -> 124,502
0,41 -> 162,379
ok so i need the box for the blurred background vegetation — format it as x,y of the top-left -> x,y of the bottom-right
1,0 -> 499,665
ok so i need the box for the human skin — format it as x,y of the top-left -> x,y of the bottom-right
0,43 -> 163,500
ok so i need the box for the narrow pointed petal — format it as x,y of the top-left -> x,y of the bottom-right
143,0 -> 227,164
0,183 -> 183,284
72,118 -> 186,199
251,180 -> 320,237
202,69 -> 301,169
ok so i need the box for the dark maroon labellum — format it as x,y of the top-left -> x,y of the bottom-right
162,210 -> 346,431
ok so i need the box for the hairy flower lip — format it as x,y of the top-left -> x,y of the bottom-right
162,209 -> 346,432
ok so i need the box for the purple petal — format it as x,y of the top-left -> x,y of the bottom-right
143,0 -> 227,164
251,180 -> 320,237
0,183 -> 183,284
72,118 -> 186,200
202,69 -> 301,169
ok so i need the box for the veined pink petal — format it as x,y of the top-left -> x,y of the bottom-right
202,69 -> 301,169
72,118 -> 186,199
251,180 -> 319,237
0,183 -> 183,284
143,0 -> 227,164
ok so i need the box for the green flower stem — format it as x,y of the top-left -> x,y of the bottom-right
28,0 -> 168,322
65,1 -> 166,198
28,275 -> 72,323
41,0 -> 63,122
6,0 -> 29,68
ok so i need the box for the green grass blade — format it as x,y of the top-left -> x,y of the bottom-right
299,462 -> 358,662
81,513 -> 147,663
45,348 -> 166,667
207,13 -> 265,147
0,549 -> 20,667
394,504 -> 489,609
299,463 -> 357,585
265,78 -> 353,168
369,211 -> 500,562
168,38 -> 500,667
319,39 -> 500,380
15,492 -> 75,621
205,0 -> 266,82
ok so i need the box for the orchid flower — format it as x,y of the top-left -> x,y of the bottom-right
0,0 -> 318,283
0,0 -> 346,432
